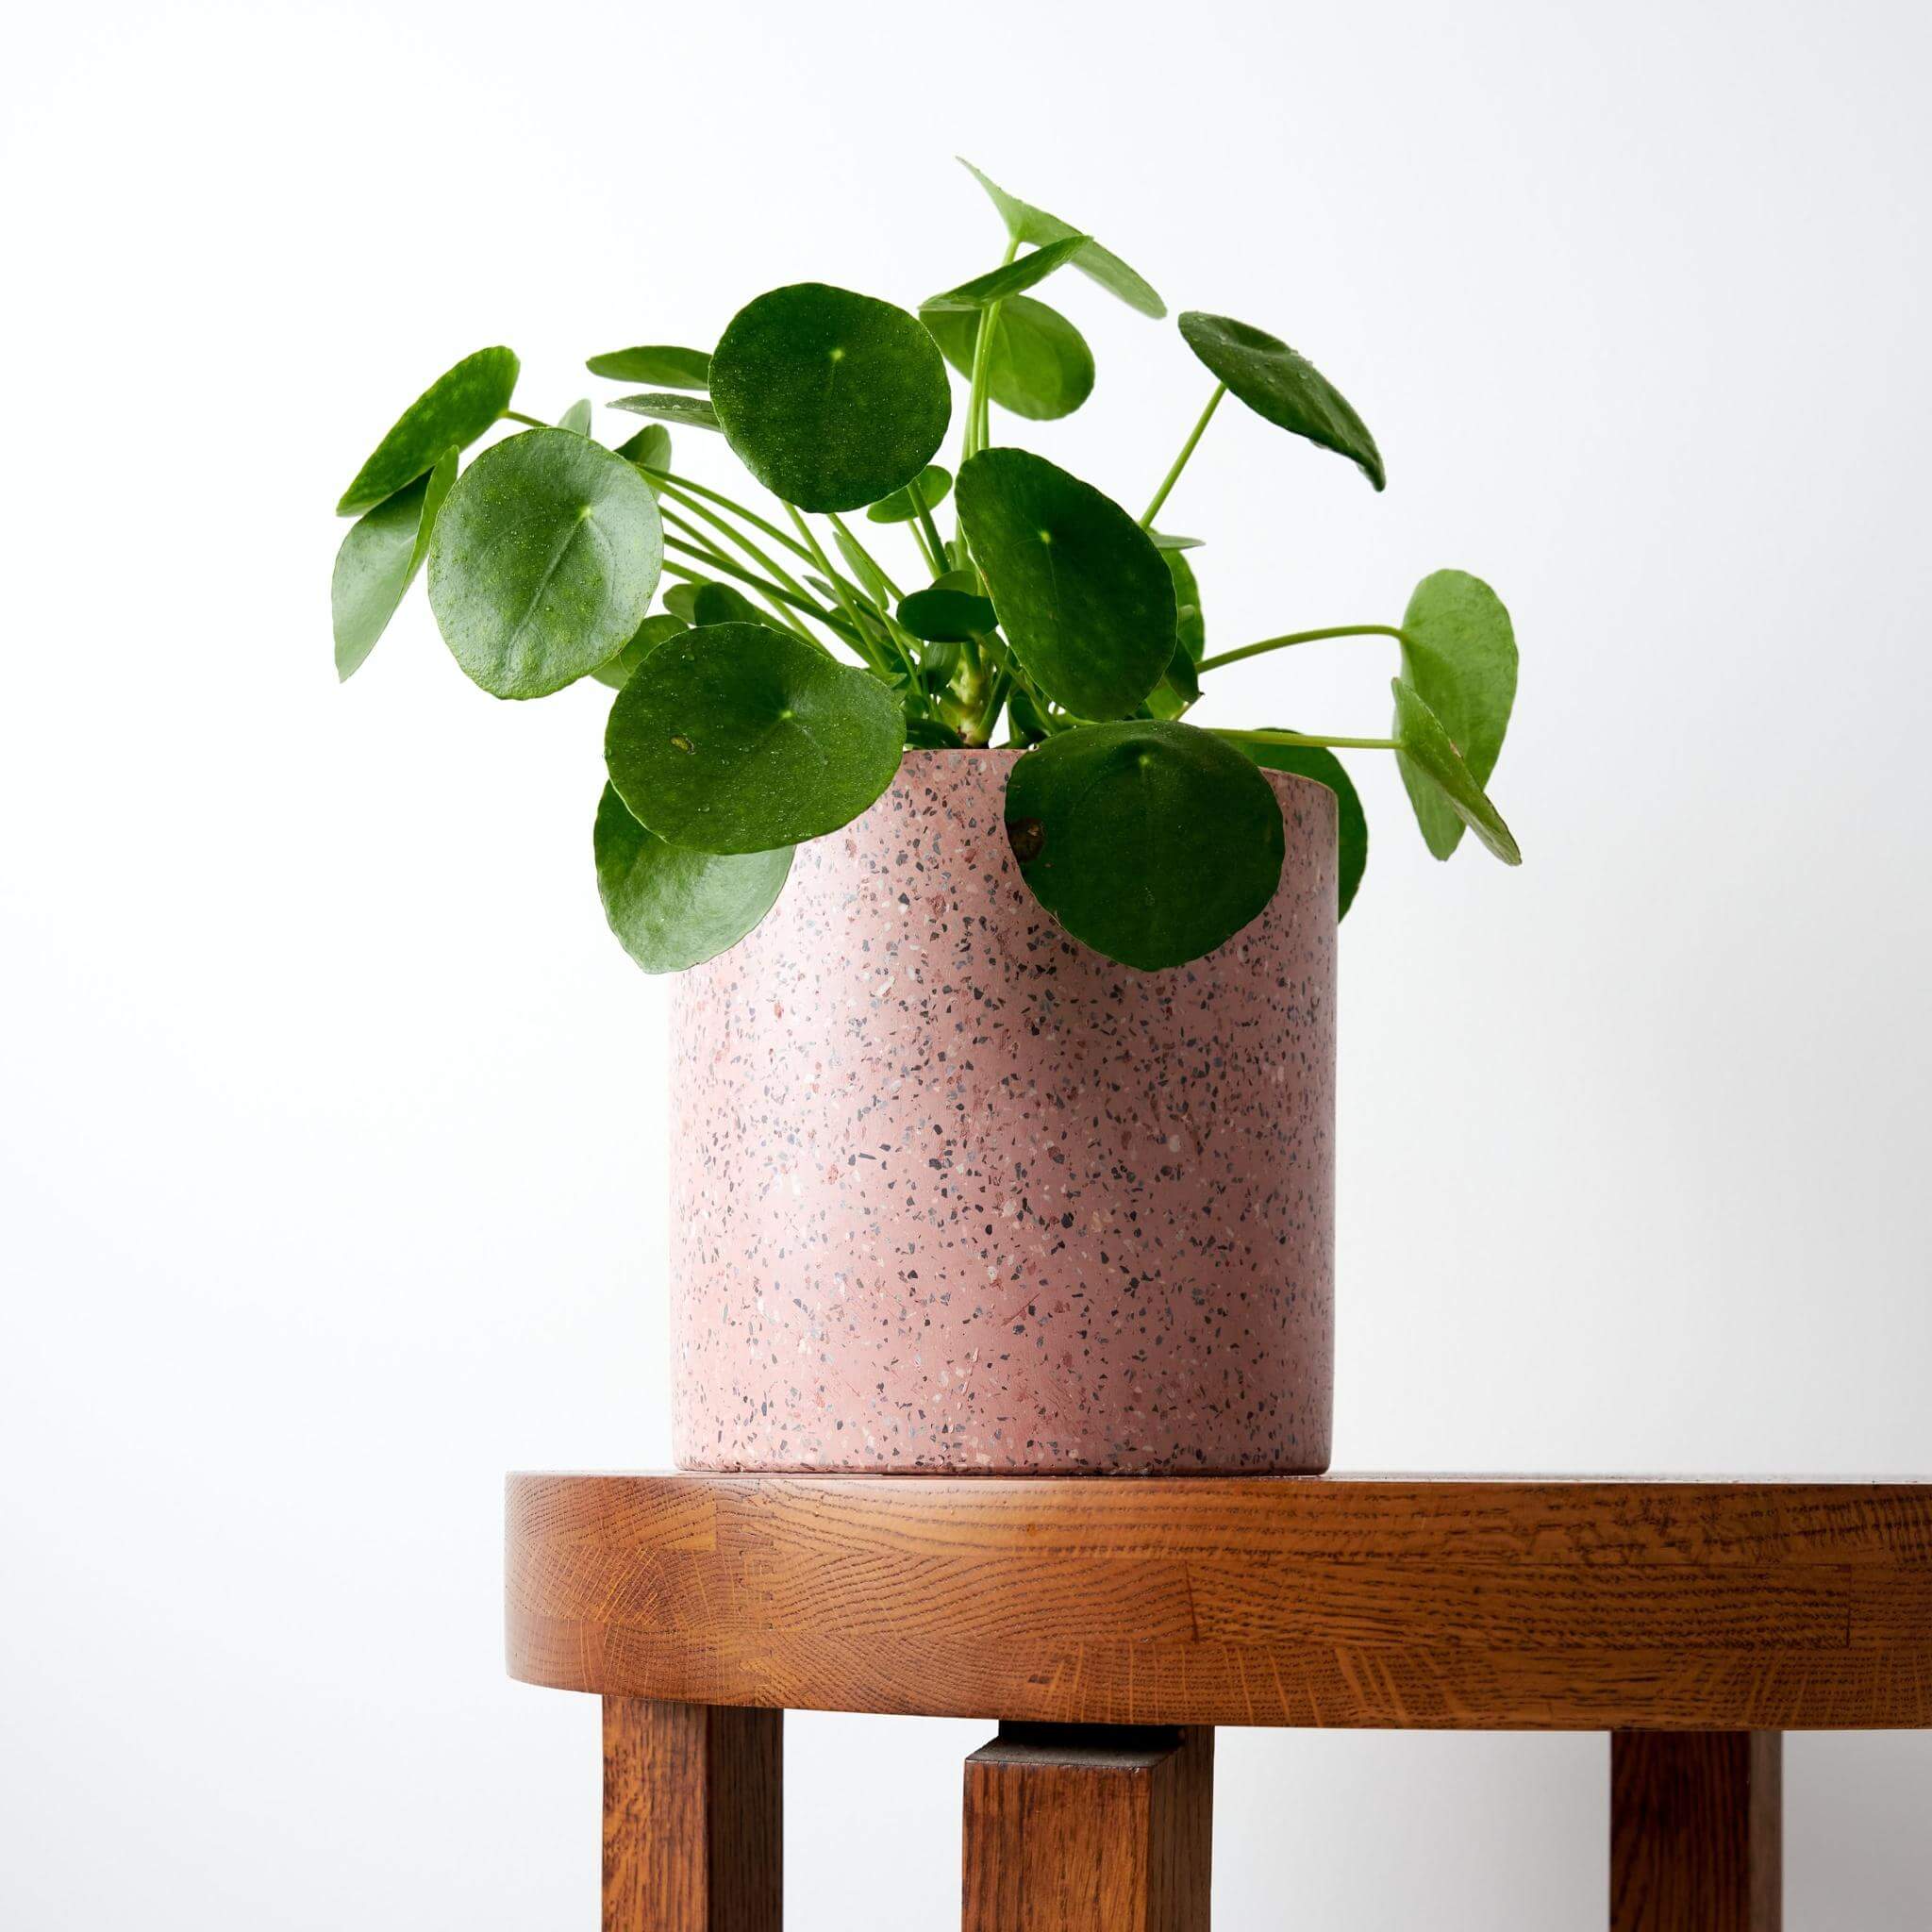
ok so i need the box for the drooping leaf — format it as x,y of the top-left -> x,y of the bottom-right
336,345 -> 519,515
426,427 -> 662,700
709,283 -> 951,512
957,447 -> 1174,720
557,398 -> 592,435
593,782 -> 791,973
1178,311 -> 1384,490
921,297 -> 1094,422
330,446 -> 458,682
959,160 -> 1165,317
1146,548 -> 1204,720
1005,720 -> 1284,970
1390,679 -> 1521,864
897,584 -> 996,642
591,612 -> 689,691
865,465 -> 952,524
614,423 -> 673,474
1150,531 -> 1202,552
1236,739 -> 1369,919
922,234 -> 1091,311
606,621 -> 904,853
1392,569 -> 1518,859
586,345 -> 711,389
612,392 -> 720,432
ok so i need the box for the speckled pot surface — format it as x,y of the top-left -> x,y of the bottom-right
670,750 -> 1336,1473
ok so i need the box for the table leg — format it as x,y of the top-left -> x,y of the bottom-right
1610,1731 -> 1781,1931
602,1697 -> 782,1932
962,1722 -> 1213,1932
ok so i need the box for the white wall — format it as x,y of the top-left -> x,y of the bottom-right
3,0 -> 1927,1924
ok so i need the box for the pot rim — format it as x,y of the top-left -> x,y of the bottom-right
893,742 -> 1341,809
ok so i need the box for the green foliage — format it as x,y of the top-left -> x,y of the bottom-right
587,345 -> 711,388
1393,569 -> 1517,858
923,234 -> 1090,311
1006,722 -> 1284,970
957,448 -> 1174,719
1178,312 -> 1384,490
959,160 -> 1165,317
1391,680 -> 1521,864
921,297 -> 1094,421
866,465 -> 951,523
336,346 -> 520,516
710,283 -> 951,511
591,612 -> 688,691
330,448 -> 456,681
1236,739 -> 1369,919
427,428 -> 662,698
331,162 -> 1523,975
613,393 -> 720,431
594,782 -> 791,972
605,622 -> 905,853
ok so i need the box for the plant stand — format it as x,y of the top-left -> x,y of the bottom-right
505,1474 -> 1932,1930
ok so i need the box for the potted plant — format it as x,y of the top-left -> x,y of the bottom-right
329,160 -> 1521,1474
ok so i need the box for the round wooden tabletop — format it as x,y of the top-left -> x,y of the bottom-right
505,1474 -> 1932,1732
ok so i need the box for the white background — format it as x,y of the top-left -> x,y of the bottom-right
4,1 -> 1928,1924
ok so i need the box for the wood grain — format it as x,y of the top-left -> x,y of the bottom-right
602,1698 -> 780,1932
1611,1731 -> 1781,1929
507,1474 -> 1932,1731
962,1724 -> 1212,1932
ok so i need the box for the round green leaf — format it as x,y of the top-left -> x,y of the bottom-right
615,423 -> 673,471
921,296 -> 1094,422
586,345 -> 711,389
960,160 -> 1165,318
663,580 -> 763,628
1178,312 -> 1384,491
426,428 -> 663,700
897,584 -> 996,642
1005,721 -> 1284,971
1390,679 -> 1521,864
1145,548 -> 1205,720
557,397 -> 593,436
1237,738 -> 1369,920
865,464 -> 952,524
957,448 -> 1174,720
591,612 -> 688,691
606,621 -> 905,853
1393,569 -> 1518,859
330,447 -> 457,682
612,392 -> 720,432
922,234 -> 1091,312
594,782 -> 791,973
336,346 -> 519,516
709,283 -> 951,512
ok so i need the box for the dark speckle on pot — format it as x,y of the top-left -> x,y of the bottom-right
670,749 -> 1337,1474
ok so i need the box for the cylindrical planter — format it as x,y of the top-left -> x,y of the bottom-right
670,749 -> 1336,1473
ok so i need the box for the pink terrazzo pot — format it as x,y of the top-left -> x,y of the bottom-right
669,749 -> 1336,1473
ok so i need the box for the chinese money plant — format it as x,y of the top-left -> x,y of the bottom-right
330,161 -> 1521,974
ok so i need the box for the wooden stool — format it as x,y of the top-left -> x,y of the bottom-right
506,1474 -> 1932,1930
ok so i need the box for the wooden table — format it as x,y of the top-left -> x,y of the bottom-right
505,1474 -> 1932,1930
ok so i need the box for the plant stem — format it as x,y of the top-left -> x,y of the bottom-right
827,513 -> 903,603
913,489 -> 948,581
643,469 -> 815,565
1140,383 -> 1227,528
659,535 -> 843,651
658,512 -> 822,645
1197,624 -> 1406,674
1214,727 -> 1402,752
785,506 -> 904,676
659,489 -> 817,606
502,409 -> 549,429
